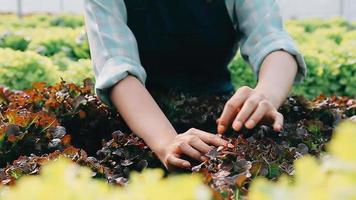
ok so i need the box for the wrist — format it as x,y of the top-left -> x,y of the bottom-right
144,132 -> 176,160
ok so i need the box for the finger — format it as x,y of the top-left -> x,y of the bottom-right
167,155 -> 191,169
233,95 -> 262,131
271,111 -> 284,132
190,128 -> 229,147
189,137 -> 213,154
245,100 -> 271,129
180,142 -> 204,161
218,88 -> 250,134
218,101 -> 240,134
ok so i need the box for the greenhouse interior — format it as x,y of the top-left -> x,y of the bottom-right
0,0 -> 355,200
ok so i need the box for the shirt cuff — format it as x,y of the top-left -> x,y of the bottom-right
95,56 -> 147,108
249,32 -> 307,84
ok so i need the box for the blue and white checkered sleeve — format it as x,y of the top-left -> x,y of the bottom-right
84,0 -> 146,107
234,0 -> 307,83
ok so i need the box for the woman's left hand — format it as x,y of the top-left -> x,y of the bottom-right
217,86 -> 284,134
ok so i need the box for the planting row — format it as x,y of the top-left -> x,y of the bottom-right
0,80 -> 354,199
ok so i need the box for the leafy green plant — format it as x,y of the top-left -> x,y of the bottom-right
49,15 -> 84,28
60,59 -> 94,85
229,17 -> 356,99
249,121 -> 356,200
35,39 -> 72,57
0,49 -> 60,90
31,31 -> 90,60
70,32 -> 91,59
0,14 -> 84,29
0,48 -> 93,90
0,14 -> 53,28
1,14 -> 355,98
0,32 -> 30,51
0,158 -> 211,200
157,90 -> 355,198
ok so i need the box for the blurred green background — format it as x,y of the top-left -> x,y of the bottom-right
0,14 -> 355,98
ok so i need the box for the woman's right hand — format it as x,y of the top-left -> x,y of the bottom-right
155,128 -> 231,171
110,76 -> 231,171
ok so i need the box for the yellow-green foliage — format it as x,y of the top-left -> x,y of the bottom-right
230,17 -> 356,98
11,27 -> 87,58
249,121 -> 356,200
0,25 -> 88,59
0,48 -> 60,89
0,14 -> 52,29
60,59 -> 95,85
0,49 -> 93,89
0,15 -> 355,97
0,14 -> 83,29
26,27 -> 82,49
0,158 -> 211,200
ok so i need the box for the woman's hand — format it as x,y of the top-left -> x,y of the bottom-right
217,86 -> 284,134
216,50 -> 299,134
156,128 -> 231,171
110,76 -> 231,171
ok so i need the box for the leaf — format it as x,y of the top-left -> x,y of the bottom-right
49,126 -> 66,139
5,125 -> 20,137
32,82 -> 47,91
206,148 -> 219,159
61,135 -> 72,146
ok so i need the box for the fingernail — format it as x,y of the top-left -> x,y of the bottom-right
274,124 -> 283,132
233,121 -> 242,130
228,143 -> 234,148
218,125 -> 226,134
279,125 -> 284,132
183,162 -> 191,168
201,156 -> 208,161
245,120 -> 255,129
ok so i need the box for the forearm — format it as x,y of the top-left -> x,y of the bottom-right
110,75 -> 177,158
255,50 -> 298,108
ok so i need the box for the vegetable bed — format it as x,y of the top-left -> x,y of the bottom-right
0,80 -> 354,199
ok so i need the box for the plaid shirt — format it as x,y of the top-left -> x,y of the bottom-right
84,0 -> 307,107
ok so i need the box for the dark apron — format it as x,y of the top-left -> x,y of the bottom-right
124,0 -> 238,95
